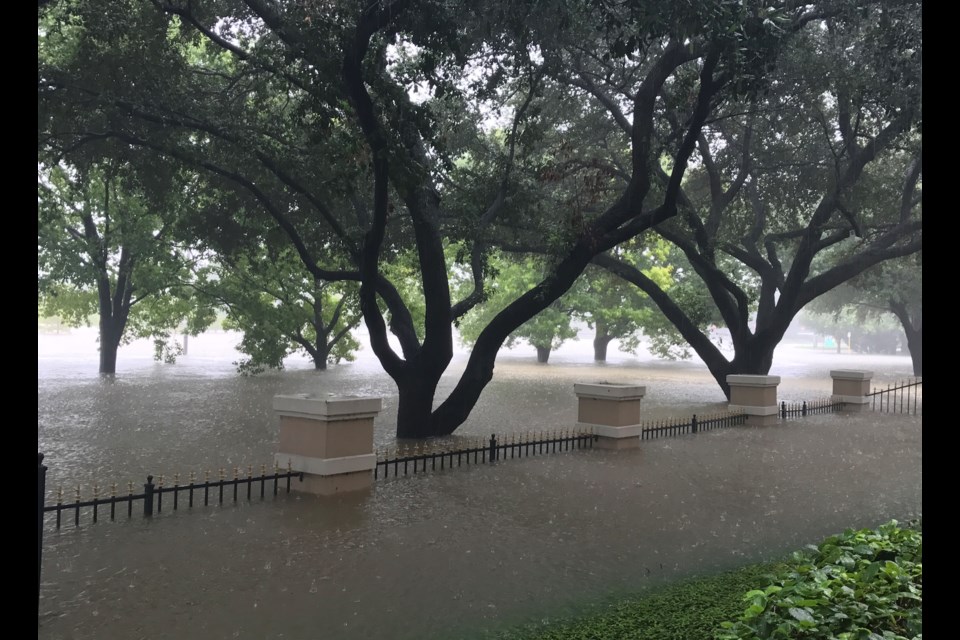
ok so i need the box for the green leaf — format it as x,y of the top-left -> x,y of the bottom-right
788,607 -> 815,623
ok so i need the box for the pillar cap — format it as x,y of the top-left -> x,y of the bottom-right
726,374 -> 780,387
830,369 -> 874,380
574,382 -> 646,400
273,394 -> 382,419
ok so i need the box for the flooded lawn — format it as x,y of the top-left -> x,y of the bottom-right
38,330 -> 921,639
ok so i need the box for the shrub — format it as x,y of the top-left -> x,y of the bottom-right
717,521 -> 922,639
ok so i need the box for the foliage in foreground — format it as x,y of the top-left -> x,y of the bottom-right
494,521 -> 921,640
718,521 -> 922,640
493,563 -> 783,640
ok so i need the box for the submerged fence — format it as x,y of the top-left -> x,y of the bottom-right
780,398 -> 846,419
38,454 -> 302,606
376,430 -> 597,479
39,376 -> 922,608
39,457 -> 303,528
640,411 -> 746,440
867,378 -> 922,414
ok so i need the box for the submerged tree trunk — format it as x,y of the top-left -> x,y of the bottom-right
904,327 -> 921,376
395,372 -> 444,439
720,334 -> 780,398
593,331 -> 613,362
536,345 -> 552,363
890,300 -> 922,376
98,318 -> 122,375
96,278 -> 131,375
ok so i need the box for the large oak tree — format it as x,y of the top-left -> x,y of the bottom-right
40,0 -> 834,435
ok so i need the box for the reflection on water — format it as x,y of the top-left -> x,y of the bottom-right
38,330 -> 921,639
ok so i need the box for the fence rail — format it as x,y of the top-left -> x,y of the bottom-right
640,411 -> 746,440
41,461 -> 303,528
780,398 -> 846,419
39,378 -> 923,610
867,378 -> 922,415
38,454 -> 302,607
375,430 -> 597,479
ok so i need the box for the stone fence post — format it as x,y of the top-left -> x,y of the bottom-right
273,394 -> 381,495
831,370 -> 874,412
726,375 -> 780,426
574,383 -> 646,449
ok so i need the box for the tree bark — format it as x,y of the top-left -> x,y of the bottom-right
722,334 -> 779,393
890,300 -> 922,376
98,317 -> 122,375
395,373 -> 443,439
536,346 -> 552,363
593,330 -> 613,361
905,328 -> 922,376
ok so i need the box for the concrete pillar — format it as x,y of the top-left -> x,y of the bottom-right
831,370 -> 874,412
273,394 -> 381,495
727,375 -> 781,426
574,382 -> 646,449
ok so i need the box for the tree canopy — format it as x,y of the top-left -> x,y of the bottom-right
39,0 -> 920,433
38,158 -> 214,372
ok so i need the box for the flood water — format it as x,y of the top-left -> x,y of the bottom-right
38,329 -> 922,639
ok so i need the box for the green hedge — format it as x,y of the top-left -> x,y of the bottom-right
718,521 -> 922,639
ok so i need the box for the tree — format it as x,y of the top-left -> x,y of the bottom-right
456,254 -> 577,363
887,261 -> 922,376
38,161 -> 213,373
570,239 -> 703,362
572,267 -> 649,362
197,247 -> 362,373
40,0 -> 823,436
804,253 -> 921,374
592,2 -> 921,396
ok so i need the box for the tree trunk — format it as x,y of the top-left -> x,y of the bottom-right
396,376 -> 442,439
536,346 -> 551,363
719,333 -> 779,398
313,334 -> 328,370
889,300 -> 922,377
593,332 -> 613,361
98,317 -> 122,375
905,328 -> 921,376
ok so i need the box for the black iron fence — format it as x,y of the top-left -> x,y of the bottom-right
780,398 -> 846,419
640,411 -> 746,440
375,430 -> 597,479
38,454 -> 302,606
40,458 -> 303,528
39,378 -> 923,609
868,378 -> 922,414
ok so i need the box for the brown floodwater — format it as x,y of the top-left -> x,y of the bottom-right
38,330 -> 922,639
